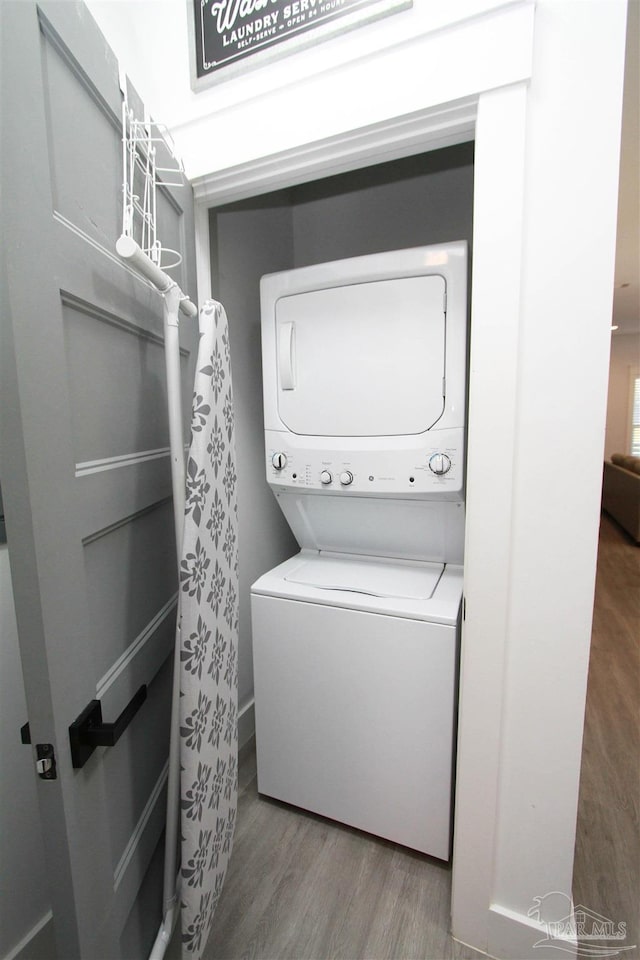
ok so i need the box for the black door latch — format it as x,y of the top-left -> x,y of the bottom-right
68,685 -> 147,769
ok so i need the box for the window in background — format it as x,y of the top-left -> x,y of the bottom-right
631,375 -> 640,456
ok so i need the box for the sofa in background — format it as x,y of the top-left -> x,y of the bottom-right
602,454 -> 640,543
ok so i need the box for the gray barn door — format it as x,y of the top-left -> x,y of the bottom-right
0,3 -> 197,957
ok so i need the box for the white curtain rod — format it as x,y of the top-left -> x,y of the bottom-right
116,235 -> 198,318
117,233 -> 196,960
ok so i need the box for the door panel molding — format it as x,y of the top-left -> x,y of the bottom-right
61,289 -> 190,359
113,759 -> 169,892
38,6 -> 120,129
62,290 -> 168,348
76,447 -> 173,478
81,495 -> 173,545
55,213 -> 150,284
96,593 -> 178,699
76,467 -> 175,540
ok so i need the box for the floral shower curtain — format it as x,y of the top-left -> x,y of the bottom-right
178,300 -> 239,959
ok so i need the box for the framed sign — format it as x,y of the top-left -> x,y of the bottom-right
189,0 -> 412,87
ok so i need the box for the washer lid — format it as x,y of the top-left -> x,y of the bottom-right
284,554 -> 444,600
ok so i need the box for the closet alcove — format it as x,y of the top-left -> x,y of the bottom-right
206,139 -> 474,752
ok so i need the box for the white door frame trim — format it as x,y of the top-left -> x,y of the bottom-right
191,95 -> 478,208
190,83 -> 530,957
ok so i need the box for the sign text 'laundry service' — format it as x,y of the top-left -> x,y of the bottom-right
193,0 -> 410,79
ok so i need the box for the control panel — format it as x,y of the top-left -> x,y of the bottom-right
265,430 -> 465,499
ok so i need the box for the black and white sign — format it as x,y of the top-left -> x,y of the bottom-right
192,0 -> 411,83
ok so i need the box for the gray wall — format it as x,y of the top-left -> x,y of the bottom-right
211,194 -> 299,717
210,142 -> 474,721
292,143 -> 474,266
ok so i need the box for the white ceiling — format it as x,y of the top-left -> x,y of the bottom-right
613,0 -> 639,336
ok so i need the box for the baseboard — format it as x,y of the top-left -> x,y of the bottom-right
487,901 -> 577,960
238,697 -> 255,749
3,911 -> 56,960
451,935 -> 495,959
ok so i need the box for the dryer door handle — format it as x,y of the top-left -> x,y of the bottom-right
279,322 -> 296,390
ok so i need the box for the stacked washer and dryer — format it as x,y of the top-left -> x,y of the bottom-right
251,241 -> 467,860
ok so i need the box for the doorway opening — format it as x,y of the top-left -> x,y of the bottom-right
198,141 -> 476,957
208,138 -> 474,723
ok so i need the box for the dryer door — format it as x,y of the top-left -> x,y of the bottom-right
275,275 -> 446,437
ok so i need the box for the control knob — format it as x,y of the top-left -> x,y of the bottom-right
428,453 -> 452,476
320,470 -> 332,485
339,471 -> 354,486
272,452 -> 287,470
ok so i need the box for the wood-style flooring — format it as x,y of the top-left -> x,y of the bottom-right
572,513 -> 640,954
182,741 -> 485,960
168,513 -> 638,960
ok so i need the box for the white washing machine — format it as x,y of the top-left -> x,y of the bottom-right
251,242 -> 467,860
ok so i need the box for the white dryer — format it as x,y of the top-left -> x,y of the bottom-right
251,242 -> 467,860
